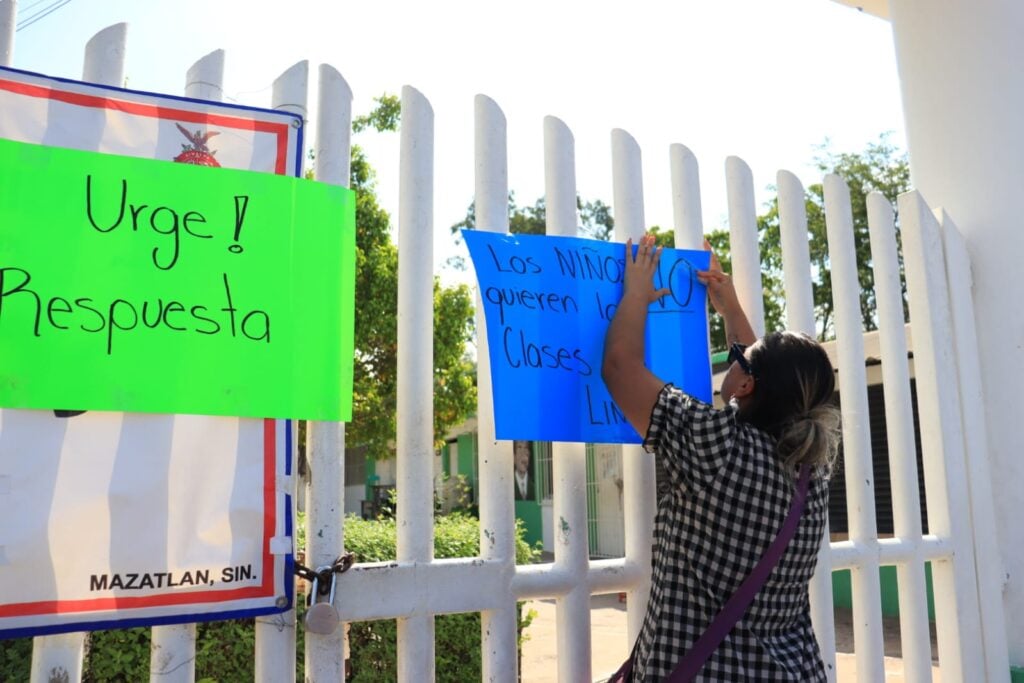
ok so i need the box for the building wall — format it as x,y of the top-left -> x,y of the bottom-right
833,564 -> 936,620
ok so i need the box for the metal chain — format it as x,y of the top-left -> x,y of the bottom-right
295,552 -> 354,597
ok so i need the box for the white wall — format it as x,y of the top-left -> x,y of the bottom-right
888,0 -> 1023,665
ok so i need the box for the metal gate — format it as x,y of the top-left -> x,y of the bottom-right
1,11 -> 1011,683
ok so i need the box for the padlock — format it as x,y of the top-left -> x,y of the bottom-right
304,568 -> 340,635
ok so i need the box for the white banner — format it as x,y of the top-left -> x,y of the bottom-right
0,66 -> 300,638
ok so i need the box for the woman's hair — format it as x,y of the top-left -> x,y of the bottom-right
742,331 -> 842,474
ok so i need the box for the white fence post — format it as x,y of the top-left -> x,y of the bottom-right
610,129 -> 654,645
474,93 -> 519,683
296,62 -> 354,683
149,624 -> 196,683
0,0 -> 14,67
29,635 -> 86,683
184,49 -> 224,102
82,23 -> 126,87
823,174 -> 885,681
28,23 -> 127,683
669,143 -> 703,250
396,85 -> 436,682
724,156 -> 766,337
776,169 -> 837,680
899,190 -> 986,682
936,209 -> 1011,681
865,192 -> 933,682
253,58 -> 310,683
776,171 -> 816,336
545,115 -> 592,683
149,48 -> 230,683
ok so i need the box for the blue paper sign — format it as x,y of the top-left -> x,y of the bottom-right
463,231 -> 712,444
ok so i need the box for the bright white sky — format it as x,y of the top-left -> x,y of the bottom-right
7,0 -> 905,282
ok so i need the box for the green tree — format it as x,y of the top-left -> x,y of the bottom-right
820,134 -> 912,332
345,95 -> 476,458
754,134 -> 911,341
446,193 -> 615,269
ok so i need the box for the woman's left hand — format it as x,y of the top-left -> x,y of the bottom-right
623,234 -> 671,304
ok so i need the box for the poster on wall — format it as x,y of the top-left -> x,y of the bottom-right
463,230 -> 712,444
0,67 -> 353,638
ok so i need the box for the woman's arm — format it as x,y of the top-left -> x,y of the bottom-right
697,239 -> 756,347
601,235 -> 670,438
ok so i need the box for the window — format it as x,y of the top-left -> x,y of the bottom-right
536,441 -> 553,501
344,447 -> 367,488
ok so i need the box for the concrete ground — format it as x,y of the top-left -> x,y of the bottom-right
520,594 -> 941,682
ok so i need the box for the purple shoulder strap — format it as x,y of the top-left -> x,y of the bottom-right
667,464 -> 813,682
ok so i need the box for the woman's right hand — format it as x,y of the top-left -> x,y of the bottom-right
697,239 -> 742,318
623,234 -> 670,304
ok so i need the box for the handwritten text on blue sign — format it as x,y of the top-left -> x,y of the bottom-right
464,231 -> 711,444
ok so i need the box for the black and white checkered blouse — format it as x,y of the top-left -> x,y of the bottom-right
631,384 -> 829,682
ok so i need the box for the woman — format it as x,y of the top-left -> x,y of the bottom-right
602,235 -> 841,681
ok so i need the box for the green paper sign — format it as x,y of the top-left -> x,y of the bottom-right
0,138 -> 354,420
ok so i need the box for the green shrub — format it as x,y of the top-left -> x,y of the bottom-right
0,606 -> 308,683
85,626 -> 151,681
344,513 -> 540,682
0,635 -> 32,681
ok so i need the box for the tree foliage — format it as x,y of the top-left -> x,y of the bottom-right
753,134 -> 911,342
0,612 -> 309,681
347,94 -> 476,458
446,193 -> 615,269
684,135 -> 911,351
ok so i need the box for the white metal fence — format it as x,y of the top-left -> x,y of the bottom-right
1,12 -> 1011,683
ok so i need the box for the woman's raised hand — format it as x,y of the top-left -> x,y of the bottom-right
624,234 -> 671,304
697,238 -> 742,318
